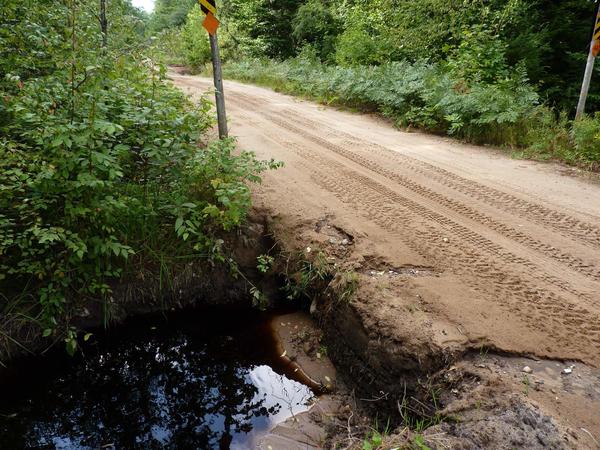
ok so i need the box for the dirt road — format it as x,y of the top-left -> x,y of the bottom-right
171,73 -> 600,446
173,73 -> 600,367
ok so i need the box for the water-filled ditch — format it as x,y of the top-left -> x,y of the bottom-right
0,307 -> 314,449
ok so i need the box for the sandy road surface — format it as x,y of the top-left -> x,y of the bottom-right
172,73 -> 600,368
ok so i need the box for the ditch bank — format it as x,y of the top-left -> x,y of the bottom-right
253,205 -> 600,449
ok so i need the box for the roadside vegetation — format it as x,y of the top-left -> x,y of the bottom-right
0,0 -> 278,359
152,0 -> 600,169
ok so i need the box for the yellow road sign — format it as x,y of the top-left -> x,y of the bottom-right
199,0 -> 216,16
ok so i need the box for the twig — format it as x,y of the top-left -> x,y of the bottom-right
581,428 -> 598,445
360,390 -> 389,402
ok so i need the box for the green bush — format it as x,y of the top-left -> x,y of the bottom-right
292,0 -> 340,61
0,0 -> 278,355
152,28 -> 188,66
571,114 -> 600,166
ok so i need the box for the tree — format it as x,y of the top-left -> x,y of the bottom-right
221,0 -> 303,58
147,0 -> 196,33
292,0 -> 340,60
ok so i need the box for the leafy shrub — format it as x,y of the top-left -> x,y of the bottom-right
292,0 -> 340,61
571,114 -> 600,166
446,26 -> 510,83
0,0 -> 278,356
334,18 -> 383,67
152,28 -> 188,66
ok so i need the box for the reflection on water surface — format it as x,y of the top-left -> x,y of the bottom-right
0,308 -> 313,449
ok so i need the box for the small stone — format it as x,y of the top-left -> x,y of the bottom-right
306,246 -> 312,253
522,366 -> 533,374
341,238 -> 349,245
328,237 -> 337,244
442,237 -> 449,243
310,298 -> 318,315
562,367 -> 572,375
451,389 -> 459,394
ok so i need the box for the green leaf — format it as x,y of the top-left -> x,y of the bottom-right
65,338 -> 77,356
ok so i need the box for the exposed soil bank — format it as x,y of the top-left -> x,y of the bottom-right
253,206 -> 600,449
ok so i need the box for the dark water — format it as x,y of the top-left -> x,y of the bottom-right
0,308 -> 313,449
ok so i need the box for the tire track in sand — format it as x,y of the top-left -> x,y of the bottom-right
274,137 -> 600,360
228,95 -> 600,295
237,92 -> 600,250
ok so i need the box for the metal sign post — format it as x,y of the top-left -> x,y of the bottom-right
199,0 -> 228,138
575,2 -> 600,119
209,31 -> 228,138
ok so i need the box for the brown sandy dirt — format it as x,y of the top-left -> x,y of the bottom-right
170,72 -> 600,448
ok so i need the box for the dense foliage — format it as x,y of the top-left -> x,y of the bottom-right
0,0 -> 277,357
153,0 -> 600,166
224,54 -> 538,145
147,0 -> 195,33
